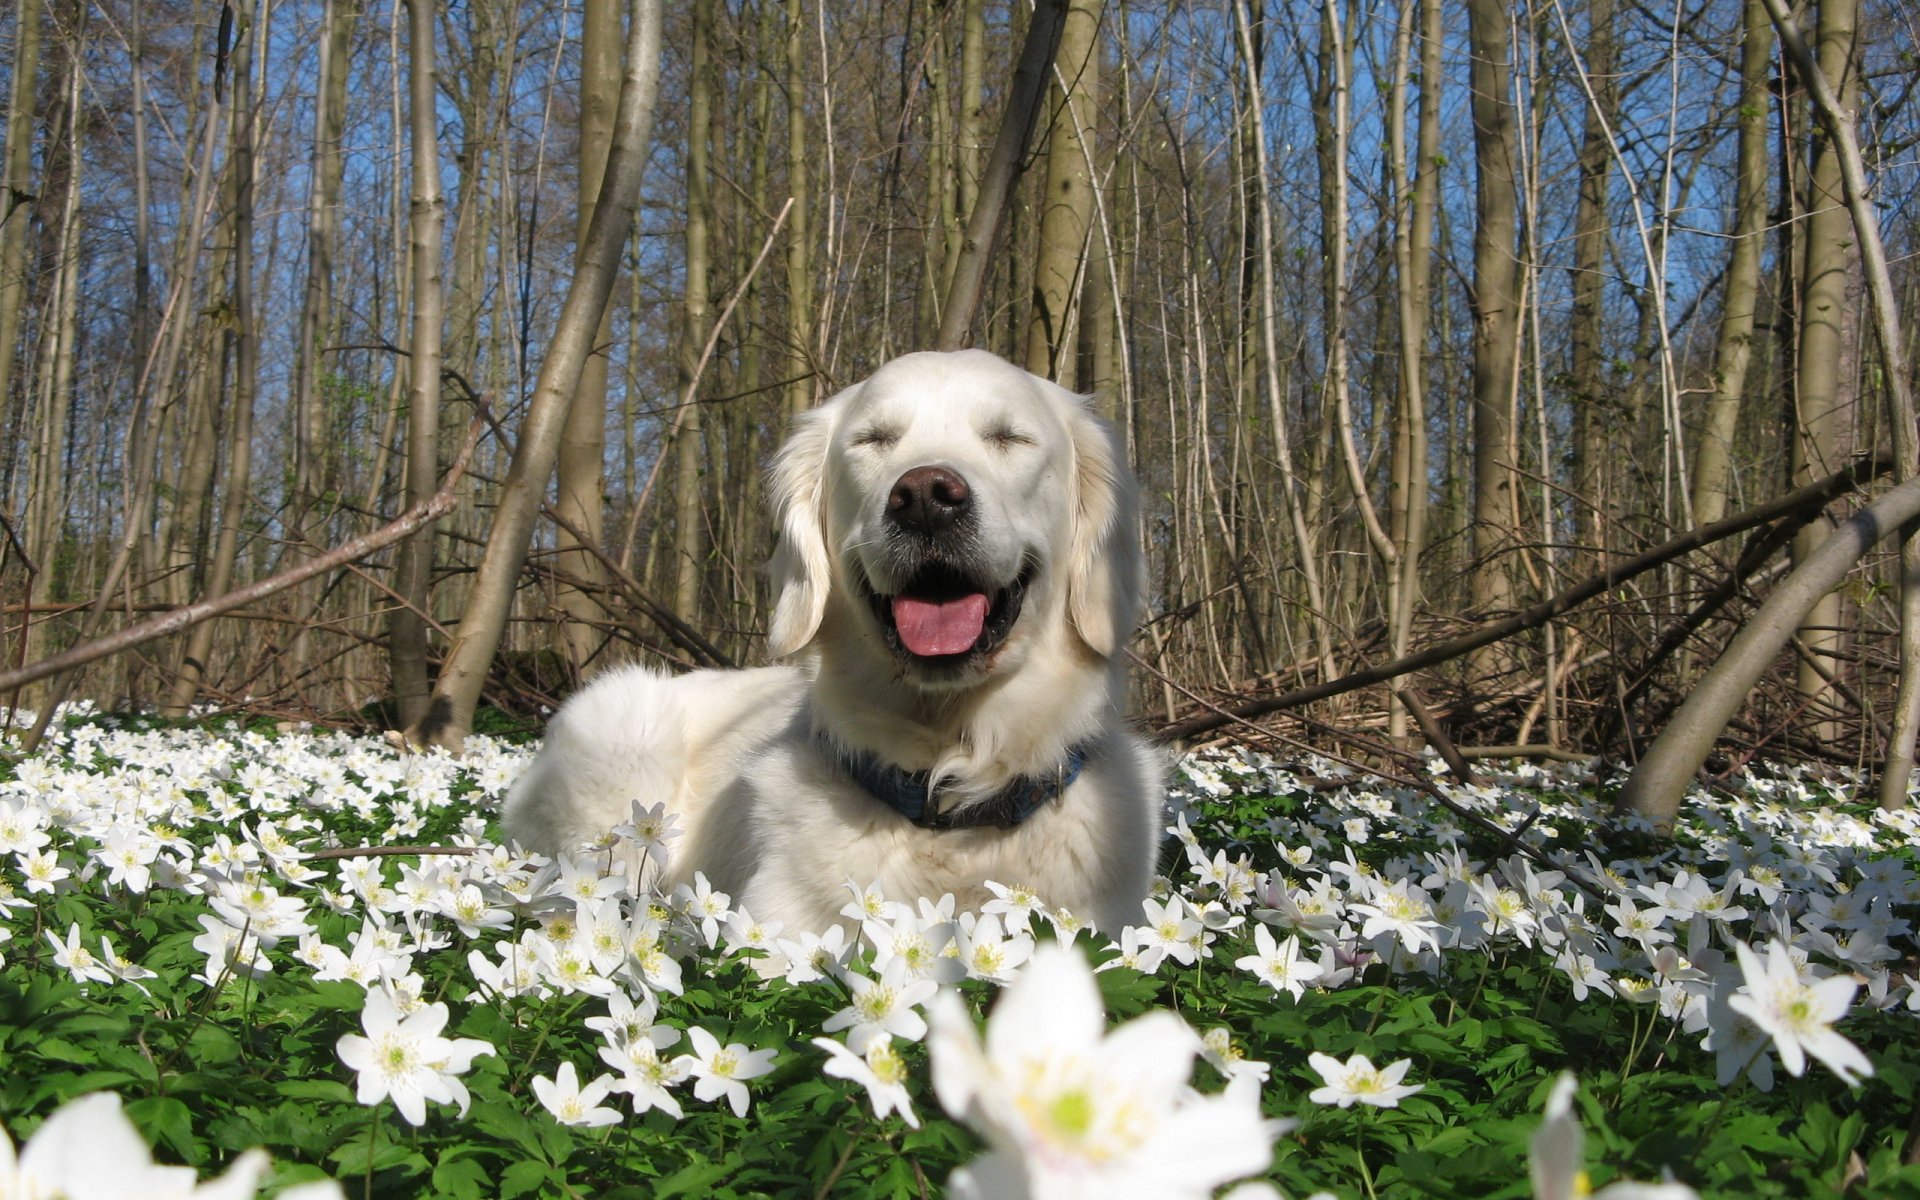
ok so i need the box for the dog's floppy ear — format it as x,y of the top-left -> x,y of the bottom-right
766,397 -> 839,657
1058,388 -> 1144,658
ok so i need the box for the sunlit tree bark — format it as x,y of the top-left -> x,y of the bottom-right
1466,0 -> 1522,673
390,0 -> 447,729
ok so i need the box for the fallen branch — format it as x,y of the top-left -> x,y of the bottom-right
1162,457 -> 1888,741
0,410 -> 485,703
1620,469 -> 1920,829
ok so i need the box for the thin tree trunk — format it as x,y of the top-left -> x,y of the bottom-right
675,0 -> 713,622
1022,0 -> 1096,384
165,0 -> 261,716
1385,0 -> 1438,742
411,0 -> 663,751
1568,0 -> 1615,566
783,0 -> 814,420
1758,0 -> 1920,806
390,0 -> 447,729
1466,0 -> 1522,672
20,48 -> 81,709
0,0 -> 43,447
1234,0 -> 1333,680
553,0 -> 622,670
1786,0 -> 1861,747
1689,0 -> 1771,527
290,0 -> 359,526
941,0 -> 985,303
937,0 -> 1068,352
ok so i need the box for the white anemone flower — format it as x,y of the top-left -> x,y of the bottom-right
930,943 -> 1274,1200
599,1039 -> 690,1119
1530,1073 -> 1699,1200
675,1026 -> 777,1117
1233,924 -> 1324,1000
1725,939 -> 1874,1086
45,922 -> 115,987
823,958 -> 937,1052
335,988 -> 496,1125
531,1062 -> 623,1128
1305,1052 -> 1422,1109
813,1036 -> 920,1128
0,1091 -> 280,1200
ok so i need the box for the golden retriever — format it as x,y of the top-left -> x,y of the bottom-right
501,350 -> 1161,932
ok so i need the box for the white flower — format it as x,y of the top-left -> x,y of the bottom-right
1305,1052 -> 1422,1109
841,878 -> 911,928
1233,924 -> 1323,1000
613,799 -> 681,871
98,934 -> 159,992
335,988 -> 496,1125
823,959 -> 937,1052
532,1062 -> 623,1128
1200,1027 -> 1270,1085
674,872 -> 732,948
1136,896 -> 1203,967
772,925 -> 855,985
585,989 -> 680,1054
930,943 -> 1274,1199
954,913 -> 1034,983
1726,939 -> 1874,1086
813,1036 -> 920,1127
599,1039 -> 690,1119
867,912 -> 965,984
1530,1073 -> 1699,1200
46,923 -> 115,987
675,1026 -> 777,1117
0,1091 -> 281,1199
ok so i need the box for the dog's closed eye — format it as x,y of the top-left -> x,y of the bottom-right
982,424 -> 1034,450
850,426 -> 900,450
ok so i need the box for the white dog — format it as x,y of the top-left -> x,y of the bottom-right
502,350 -> 1162,933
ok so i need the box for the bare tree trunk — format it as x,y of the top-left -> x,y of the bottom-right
411,0 -> 663,751
940,0 -> 985,304
0,0 -> 43,445
390,0 -> 447,729
1234,0 -> 1333,680
1385,0 -> 1439,742
165,0 -> 262,715
674,0 -> 713,622
1787,0 -> 1861,747
1689,0 -> 1771,527
19,45 -> 81,709
937,0 -> 1068,352
1076,28 -> 1114,405
290,0 -> 359,525
1568,0 -> 1615,566
1757,0 -> 1920,806
1466,0 -> 1522,673
1022,0 -> 1096,385
553,0 -> 623,671
783,0 -> 814,420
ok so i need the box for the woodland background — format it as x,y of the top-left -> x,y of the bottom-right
1,0 -> 1916,811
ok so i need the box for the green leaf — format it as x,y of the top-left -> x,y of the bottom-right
432,1155 -> 495,1199
498,1158 -> 552,1199
125,1096 -> 201,1165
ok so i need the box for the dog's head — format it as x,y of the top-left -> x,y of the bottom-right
767,350 -> 1142,687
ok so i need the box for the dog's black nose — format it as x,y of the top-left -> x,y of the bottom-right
888,465 -> 972,533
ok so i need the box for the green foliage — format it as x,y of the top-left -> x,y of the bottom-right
0,721 -> 1916,1198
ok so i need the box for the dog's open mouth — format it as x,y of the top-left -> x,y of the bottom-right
866,561 -> 1032,665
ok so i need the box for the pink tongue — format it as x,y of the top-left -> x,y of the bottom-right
892,593 -> 990,656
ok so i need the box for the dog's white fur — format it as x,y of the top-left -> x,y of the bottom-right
502,350 -> 1161,933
